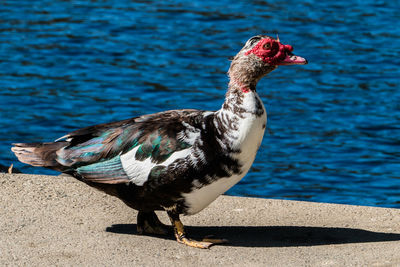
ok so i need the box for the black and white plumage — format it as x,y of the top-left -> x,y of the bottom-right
12,35 -> 307,248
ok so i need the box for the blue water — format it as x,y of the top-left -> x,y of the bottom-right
1,0 -> 399,207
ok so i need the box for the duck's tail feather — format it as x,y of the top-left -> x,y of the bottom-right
11,142 -> 68,171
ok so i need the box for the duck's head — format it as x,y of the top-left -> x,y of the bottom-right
229,35 -> 307,90
243,35 -> 307,66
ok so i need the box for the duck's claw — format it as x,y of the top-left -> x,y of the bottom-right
167,211 -> 227,249
177,237 -> 214,249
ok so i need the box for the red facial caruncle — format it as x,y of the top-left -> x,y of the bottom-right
245,37 -> 306,66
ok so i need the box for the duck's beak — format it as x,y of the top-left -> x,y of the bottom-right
277,53 -> 308,65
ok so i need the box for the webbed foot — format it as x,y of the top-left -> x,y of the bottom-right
167,211 -> 228,249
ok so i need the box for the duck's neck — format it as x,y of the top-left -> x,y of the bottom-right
220,75 -> 265,120
221,79 -> 263,116
219,56 -> 276,113
213,70 -> 267,151
219,60 -> 272,117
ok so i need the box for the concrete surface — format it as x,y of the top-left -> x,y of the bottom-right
1,173 -> 400,266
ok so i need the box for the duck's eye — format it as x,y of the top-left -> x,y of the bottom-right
263,43 -> 271,49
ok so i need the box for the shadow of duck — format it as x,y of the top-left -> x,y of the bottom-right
106,224 -> 400,247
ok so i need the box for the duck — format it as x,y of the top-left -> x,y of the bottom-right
12,35 -> 307,249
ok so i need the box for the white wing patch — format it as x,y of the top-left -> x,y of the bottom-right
120,147 -> 195,186
120,146 -> 157,186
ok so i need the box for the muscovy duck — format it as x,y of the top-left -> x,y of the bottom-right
12,35 -> 307,249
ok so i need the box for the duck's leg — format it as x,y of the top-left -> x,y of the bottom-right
166,211 -> 227,249
137,211 -> 170,235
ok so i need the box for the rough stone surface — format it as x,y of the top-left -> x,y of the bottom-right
1,173 -> 400,266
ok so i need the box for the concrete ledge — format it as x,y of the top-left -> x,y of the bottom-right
1,173 -> 400,266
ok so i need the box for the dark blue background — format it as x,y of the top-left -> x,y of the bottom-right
1,0 -> 399,207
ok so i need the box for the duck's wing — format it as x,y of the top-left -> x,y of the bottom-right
55,109 -> 207,185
